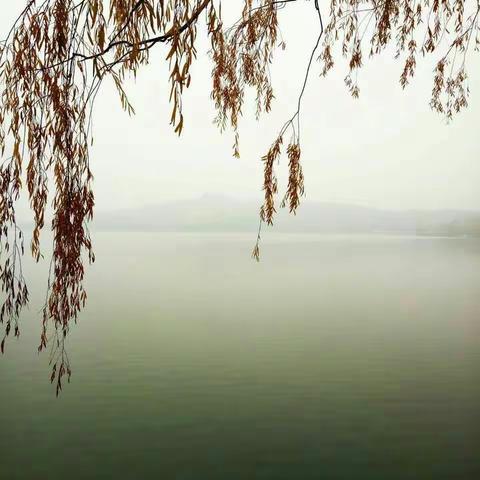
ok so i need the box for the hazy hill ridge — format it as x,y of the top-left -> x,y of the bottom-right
92,195 -> 480,236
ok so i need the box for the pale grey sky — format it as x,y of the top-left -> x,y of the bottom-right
2,2 -> 479,212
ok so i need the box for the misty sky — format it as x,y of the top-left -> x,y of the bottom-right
2,2 -> 479,212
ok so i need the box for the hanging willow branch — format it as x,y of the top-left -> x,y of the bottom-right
1,0 -> 479,392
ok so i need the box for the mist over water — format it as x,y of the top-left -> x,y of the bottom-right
1,233 -> 479,479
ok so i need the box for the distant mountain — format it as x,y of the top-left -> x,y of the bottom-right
92,194 -> 480,236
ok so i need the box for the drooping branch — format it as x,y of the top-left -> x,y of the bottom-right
253,0 -> 323,259
41,0 -> 212,70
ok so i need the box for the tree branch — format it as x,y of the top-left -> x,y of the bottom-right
41,0 -> 211,71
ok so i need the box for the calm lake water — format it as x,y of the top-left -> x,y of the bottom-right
1,233 -> 479,479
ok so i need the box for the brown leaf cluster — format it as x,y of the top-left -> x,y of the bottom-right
319,0 -> 479,115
